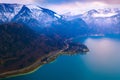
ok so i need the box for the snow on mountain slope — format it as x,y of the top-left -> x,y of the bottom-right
80,8 -> 120,34
81,8 -> 120,27
0,3 -> 89,37
0,4 -> 22,22
0,4 -> 62,27
62,8 -> 120,34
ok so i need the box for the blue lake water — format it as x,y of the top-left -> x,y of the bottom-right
2,36 -> 120,80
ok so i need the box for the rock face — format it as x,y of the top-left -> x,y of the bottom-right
0,4 -> 89,78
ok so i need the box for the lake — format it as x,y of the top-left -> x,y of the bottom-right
2,36 -> 120,80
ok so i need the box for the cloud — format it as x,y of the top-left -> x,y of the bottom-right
36,0 -> 85,4
36,0 -> 120,5
1,0 -> 120,5
45,1 -> 120,15
46,2 -> 106,14
0,0 -> 38,4
88,0 -> 120,4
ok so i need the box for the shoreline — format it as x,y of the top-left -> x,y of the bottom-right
0,52 -> 83,79
1,57 -> 58,79
0,50 -> 61,79
1,65 -> 43,79
0,43 -> 66,79
0,39 -> 89,79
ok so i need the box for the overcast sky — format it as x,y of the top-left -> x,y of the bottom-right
0,0 -> 120,15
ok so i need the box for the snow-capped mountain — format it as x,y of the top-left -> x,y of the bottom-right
65,8 -> 120,34
62,8 -> 120,34
0,3 -> 89,38
80,8 -> 120,24
0,4 -> 62,27
0,4 -> 22,22
82,8 -> 120,18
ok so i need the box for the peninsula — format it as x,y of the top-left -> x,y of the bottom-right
0,23 -> 89,78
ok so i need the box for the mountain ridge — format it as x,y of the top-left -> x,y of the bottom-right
0,3 -> 61,26
63,8 -> 120,35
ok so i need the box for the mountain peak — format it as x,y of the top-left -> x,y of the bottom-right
18,5 -> 32,16
81,8 -> 120,18
0,3 -> 62,26
0,3 -> 22,22
0,3 -> 21,12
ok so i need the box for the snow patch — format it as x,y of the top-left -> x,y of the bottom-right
93,13 -> 117,17
54,13 -> 61,18
26,4 -> 42,11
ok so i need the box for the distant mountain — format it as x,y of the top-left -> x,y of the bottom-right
80,8 -> 120,34
82,8 -> 120,17
63,8 -> 120,35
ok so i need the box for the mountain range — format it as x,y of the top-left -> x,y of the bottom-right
0,4 -> 61,27
64,8 -> 120,35
1,4 -> 119,36
0,3 -> 89,37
